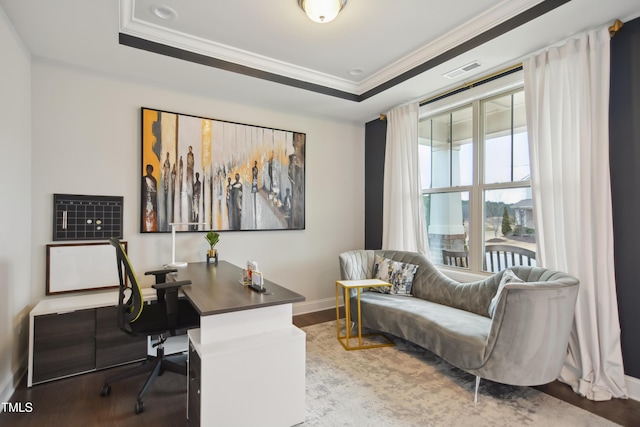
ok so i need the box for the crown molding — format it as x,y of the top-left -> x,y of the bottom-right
357,0 -> 543,94
119,0 -> 358,93
119,0 -> 569,100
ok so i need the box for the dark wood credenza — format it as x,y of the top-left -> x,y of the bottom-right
28,289 -> 157,386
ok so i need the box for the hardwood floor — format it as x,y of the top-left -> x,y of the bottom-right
2,308 -> 639,426
534,381 -> 640,427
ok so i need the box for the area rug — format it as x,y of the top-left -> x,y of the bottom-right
302,321 -> 619,427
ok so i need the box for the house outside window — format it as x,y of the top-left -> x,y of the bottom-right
419,80 -> 536,274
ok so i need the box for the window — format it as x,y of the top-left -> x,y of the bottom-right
419,84 -> 536,274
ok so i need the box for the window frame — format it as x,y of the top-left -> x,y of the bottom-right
419,70 -> 531,275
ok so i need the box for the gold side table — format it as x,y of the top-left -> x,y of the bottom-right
335,279 -> 395,350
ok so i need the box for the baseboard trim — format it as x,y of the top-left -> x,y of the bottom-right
0,363 -> 26,413
626,374 -> 640,402
0,378 -> 15,413
0,357 -> 27,413
293,296 -> 340,316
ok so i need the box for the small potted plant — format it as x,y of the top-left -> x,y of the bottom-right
204,231 -> 220,259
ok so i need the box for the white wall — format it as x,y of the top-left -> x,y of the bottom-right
30,61 -> 365,314
0,7 -> 32,404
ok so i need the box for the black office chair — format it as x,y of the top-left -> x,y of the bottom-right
100,238 -> 200,414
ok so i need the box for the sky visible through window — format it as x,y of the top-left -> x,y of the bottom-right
419,133 -> 530,204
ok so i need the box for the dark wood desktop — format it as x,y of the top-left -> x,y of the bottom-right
172,261 -> 305,316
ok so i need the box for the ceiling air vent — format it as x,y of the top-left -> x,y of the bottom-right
443,61 -> 482,79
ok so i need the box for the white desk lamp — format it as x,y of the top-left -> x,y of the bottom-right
168,222 -> 206,268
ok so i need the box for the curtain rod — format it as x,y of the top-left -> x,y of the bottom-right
609,19 -> 624,37
420,63 -> 523,106
379,62 -> 523,121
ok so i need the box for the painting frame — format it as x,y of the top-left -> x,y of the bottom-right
140,107 -> 305,233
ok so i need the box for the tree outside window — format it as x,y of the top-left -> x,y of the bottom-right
419,88 -> 536,274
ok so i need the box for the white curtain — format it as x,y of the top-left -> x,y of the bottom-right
523,27 -> 627,401
382,103 -> 428,255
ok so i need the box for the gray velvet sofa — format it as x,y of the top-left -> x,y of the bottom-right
339,250 -> 580,401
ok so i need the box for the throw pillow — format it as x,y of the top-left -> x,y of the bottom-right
488,268 -> 524,318
372,255 -> 419,296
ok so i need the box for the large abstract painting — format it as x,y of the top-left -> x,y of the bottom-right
141,108 -> 305,232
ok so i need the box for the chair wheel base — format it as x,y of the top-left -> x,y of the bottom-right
100,384 -> 111,397
135,399 -> 144,414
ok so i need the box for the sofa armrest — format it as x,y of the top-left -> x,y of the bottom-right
475,280 -> 579,385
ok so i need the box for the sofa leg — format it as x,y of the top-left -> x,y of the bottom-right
474,376 -> 481,403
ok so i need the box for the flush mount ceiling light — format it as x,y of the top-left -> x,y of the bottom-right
298,0 -> 347,24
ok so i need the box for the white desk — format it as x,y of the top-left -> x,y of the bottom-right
174,262 -> 306,427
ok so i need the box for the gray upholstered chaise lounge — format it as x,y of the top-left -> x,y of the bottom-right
339,250 -> 580,402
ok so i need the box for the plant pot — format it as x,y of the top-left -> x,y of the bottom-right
207,249 -> 218,265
